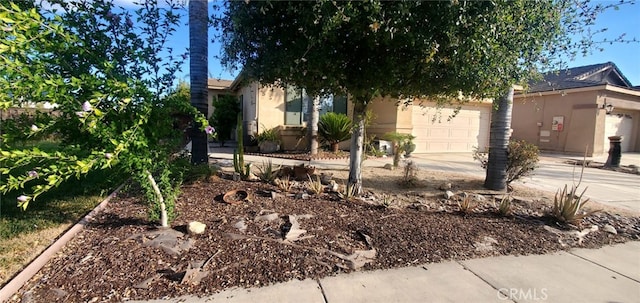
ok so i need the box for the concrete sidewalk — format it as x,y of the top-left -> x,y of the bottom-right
134,241 -> 640,303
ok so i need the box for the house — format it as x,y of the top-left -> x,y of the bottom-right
207,78 -> 493,153
512,62 -> 640,156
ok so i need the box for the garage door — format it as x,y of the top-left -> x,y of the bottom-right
411,105 -> 491,153
603,113 -> 634,152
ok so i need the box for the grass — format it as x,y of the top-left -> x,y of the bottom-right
1,140 -> 127,285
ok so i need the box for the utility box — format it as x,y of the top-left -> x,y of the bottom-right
373,139 -> 393,155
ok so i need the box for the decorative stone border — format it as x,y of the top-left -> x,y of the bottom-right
0,183 -> 125,302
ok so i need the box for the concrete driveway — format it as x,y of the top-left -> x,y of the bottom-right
406,152 -> 640,213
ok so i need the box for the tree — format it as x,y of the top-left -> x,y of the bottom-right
218,0 -> 632,194
484,88 -> 514,191
307,96 -> 320,155
189,0 -> 209,164
0,0 -> 209,226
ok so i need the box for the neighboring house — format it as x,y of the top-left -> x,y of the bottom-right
512,62 -> 640,156
207,77 -> 493,153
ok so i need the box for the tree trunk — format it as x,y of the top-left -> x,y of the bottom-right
189,0 -> 209,164
307,95 -> 320,155
146,171 -> 167,228
347,102 -> 367,195
484,87 -> 514,191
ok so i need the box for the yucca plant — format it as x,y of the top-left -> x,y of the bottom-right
458,194 -> 476,214
257,160 -> 279,183
307,175 -> 324,195
318,112 -> 352,153
275,176 -> 293,192
497,195 -> 512,216
552,185 -> 596,225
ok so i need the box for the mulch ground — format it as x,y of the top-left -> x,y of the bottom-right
10,174 -> 640,303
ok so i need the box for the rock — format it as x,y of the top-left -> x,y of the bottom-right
474,194 -> 487,202
188,221 -> 206,235
247,173 -> 260,181
234,220 -> 247,232
295,193 -> 310,199
329,180 -> 339,192
439,183 -> 452,190
383,163 -> 394,170
474,236 -> 498,252
232,172 -> 241,181
444,190 -> 455,200
255,213 -> 279,222
603,224 -> 617,234
320,172 -> 333,185
270,191 -> 281,199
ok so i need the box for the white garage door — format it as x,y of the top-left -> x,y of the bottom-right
603,113 -> 633,152
411,105 -> 491,153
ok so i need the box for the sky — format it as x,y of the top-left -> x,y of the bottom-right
121,0 -> 640,85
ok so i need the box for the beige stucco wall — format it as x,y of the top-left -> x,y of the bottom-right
513,91 -> 600,156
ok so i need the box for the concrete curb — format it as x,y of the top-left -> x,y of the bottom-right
0,183 -> 125,302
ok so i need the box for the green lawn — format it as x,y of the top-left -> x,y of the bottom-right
1,140 -> 127,240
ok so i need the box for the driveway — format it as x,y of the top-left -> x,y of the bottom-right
407,152 -> 640,213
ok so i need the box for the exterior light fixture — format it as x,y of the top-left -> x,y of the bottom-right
601,100 -> 614,114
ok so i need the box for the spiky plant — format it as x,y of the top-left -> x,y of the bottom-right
318,112 -> 352,153
307,175 -> 324,195
552,185 -> 597,225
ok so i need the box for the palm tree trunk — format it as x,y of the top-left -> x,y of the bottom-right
484,87 -> 514,191
307,95 -> 320,155
347,102 -> 367,195
189,0 -> 208,164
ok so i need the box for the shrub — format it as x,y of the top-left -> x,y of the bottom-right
254,126 -> 280,144
473,139 -> 539,185
400,160 -> 419,187
318,112 -> 352,153
384,132 -> 416,167
275,176 -> 293,192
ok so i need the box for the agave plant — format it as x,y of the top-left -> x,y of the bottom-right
318,112 -> 352,153
552,184 -> 597,225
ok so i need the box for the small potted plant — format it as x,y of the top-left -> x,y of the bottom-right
255,126 -> 281,153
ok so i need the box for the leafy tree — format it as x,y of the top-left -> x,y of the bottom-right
219,0 -> 634,193
210,94 -> 241,146
0,0 -> 209,226
189,0 -> 209,164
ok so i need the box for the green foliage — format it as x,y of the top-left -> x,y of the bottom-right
210,94 -> 240,146
218,0 -> 630,193
257,160 -> 278,183
551,185 -> 596,225
384,132 -> 416,168
0,0 -> 210,218
138,166 -> 180,223
232,113 -> 251,179
473,140 -> 540,185
254,126 -> 280,144
1,164 -> 126,239
318,112 -> 352,151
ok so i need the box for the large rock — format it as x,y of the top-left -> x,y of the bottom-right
188,221 -> 206,235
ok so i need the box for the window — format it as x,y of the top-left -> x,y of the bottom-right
285,86 -> 305,125
319,95 -> 347,116
285,85 -> 347,125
